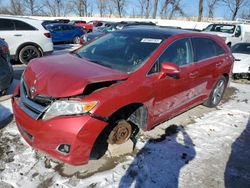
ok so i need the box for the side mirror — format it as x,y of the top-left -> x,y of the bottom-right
234,31 -> 241,37
159,62 -> 180,79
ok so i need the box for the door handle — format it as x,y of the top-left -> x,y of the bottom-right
189,71 -> 198,78
14,34 -> 22,37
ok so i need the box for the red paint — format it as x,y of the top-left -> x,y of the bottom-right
12,31 -> 233,165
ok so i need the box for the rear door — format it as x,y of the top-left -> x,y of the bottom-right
191,37 -> 227,99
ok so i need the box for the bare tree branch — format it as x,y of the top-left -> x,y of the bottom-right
207,0 -> 220,18
111,0 -> 126,18
198,0 -> 203,21
152,0 -> 158,19
221,0 -> 248,20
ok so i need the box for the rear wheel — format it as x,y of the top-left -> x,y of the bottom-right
73,36 -> 80,44
19,45 -> 41,64
203,76 -> 227,107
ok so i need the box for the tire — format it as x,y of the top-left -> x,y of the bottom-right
203,76 -> 227,108
73,36 -> 80,44
19,45 -> 41,65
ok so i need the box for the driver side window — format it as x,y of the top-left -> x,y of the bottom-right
159,38 -> 193,66
235,26 -> 241,37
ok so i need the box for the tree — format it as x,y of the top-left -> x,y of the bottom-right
160,0 -> 171,19
152,0 -> 158,19
222,0 -> 248,20
43,0 -> 73,16
10,0 -> 24,15
198,0 -> 203,22
97,0 -> 107,17
207,0 -> 220,18
23,0 -> 44,15
145,0 -> 150,18
111,0 -> 126,18
74,0 -> 88,16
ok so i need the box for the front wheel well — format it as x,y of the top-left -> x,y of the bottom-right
89,103 -> 147,159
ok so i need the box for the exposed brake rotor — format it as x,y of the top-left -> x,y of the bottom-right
108,120 -> 132,145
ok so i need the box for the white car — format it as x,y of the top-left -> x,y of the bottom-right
0,16 -> 53,64
232,43 -> 250,80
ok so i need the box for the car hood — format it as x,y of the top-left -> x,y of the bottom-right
23,53 -> 128,98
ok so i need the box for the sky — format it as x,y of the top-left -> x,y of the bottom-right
0,0 -> 246,20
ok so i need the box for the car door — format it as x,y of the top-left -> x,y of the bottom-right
51,25 -> 64,43
191,37 -> 226,100
62,25 -> 73,42
149,37 -> 196,124
0,18 -> 18,56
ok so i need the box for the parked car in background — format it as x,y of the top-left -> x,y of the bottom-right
0,38 -> 13,96
0,16 -> 53,64
80,21 -> 156,44
46,23 -> 86,44
69,20 -> 87,28
203,23 -> 250,47
80,26 -> 114,44
115,21 -> 156,30
232,42 -> 250,80
54,19 -> 70,23
13,27 -> 233,165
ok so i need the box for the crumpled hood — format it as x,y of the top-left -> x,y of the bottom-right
23,53 -> 128,98
232,53 -> 250,73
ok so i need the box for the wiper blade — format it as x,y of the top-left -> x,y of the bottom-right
73,52 -> 82,58
88,59 -> 112,68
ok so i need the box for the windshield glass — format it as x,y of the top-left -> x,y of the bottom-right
204,24 -> 236,34
232,43 -> 250,54
75,31 -> 165,73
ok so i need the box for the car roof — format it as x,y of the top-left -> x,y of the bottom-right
0,15 -> 45,30
119,26 -> 191,38
47,23 -> 75,27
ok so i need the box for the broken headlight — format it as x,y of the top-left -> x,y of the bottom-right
42,100 -> 98,120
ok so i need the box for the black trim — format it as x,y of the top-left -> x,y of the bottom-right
89,113 -> 109,122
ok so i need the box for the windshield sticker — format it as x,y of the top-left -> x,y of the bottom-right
141,38 -> 162,43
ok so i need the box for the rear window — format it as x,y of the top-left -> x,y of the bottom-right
192,37 -> 225,62
13,20 -> 37,30
0,19 -> 15,30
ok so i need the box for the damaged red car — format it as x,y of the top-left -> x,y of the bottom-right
12,27 -> 233,165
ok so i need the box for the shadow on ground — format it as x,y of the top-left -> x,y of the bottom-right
119,125 -> 196,188
224,118 -> 250,188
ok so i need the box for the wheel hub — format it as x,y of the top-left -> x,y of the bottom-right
108,120 -> 132,145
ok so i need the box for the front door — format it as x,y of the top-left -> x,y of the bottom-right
151,38 -> 195,124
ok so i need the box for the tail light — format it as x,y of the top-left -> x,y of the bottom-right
44,32 -> 51,38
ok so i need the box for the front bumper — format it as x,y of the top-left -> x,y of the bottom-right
12,97 -> 107,165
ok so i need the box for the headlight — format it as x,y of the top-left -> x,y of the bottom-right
43,100 -> 98,120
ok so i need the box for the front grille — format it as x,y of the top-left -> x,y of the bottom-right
18,78 -> 52,120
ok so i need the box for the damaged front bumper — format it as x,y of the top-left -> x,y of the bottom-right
12,95 -> 108,165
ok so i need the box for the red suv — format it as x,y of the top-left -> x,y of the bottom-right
12,27 -> 233,165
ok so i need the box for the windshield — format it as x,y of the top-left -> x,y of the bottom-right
232,43 -> 250,55
74,31 -> 165,73
204,24 -> 236,34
